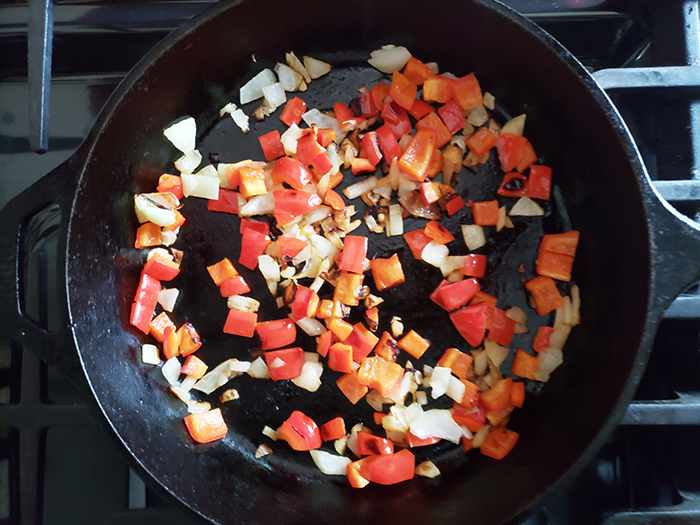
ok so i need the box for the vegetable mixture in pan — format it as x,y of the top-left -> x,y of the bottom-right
130,46 -> 580,487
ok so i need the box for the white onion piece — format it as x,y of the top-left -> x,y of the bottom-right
447,375 -> 466,403
343,175 -> 377,200
421,241 -> 449,267
192,359 -> 248,394
326,142 -> 342,175
310,450 -> 351,476
368,45 -> 412,73
415,460 -> 441,478
472,349 -> 488,376
258,254 -> 280,295
161,357 -> 181,385
274,63 -> 306,92
302,109 -> 346,143
281,123 -> 303,155
157,288 -> 179,312
387,204 -> 404,237
303,56 -> 331,79
240,68 -> 276,105
141,344 -> 161,365
304,352 -> 320,364
397,178 -> 418,198
415,390 -> 428,405
429,366 -> 452,399
346,424 -> 370,457
483,92 -> 496,110
502,114 -> 526,136
410,409 -> 462,444
247,356 -> 271,379
571,285 -> 581,325
385,369 -> 413,405
372,182 -> 392,200
174,149 -> 202,174
471,425 -> 491,448
548,328 -> 569,351
509,196 -> 544,216
462,224 -> 486,250
450,134 -> 466,151
186,401 -> 211,414
163,116 -> 196,153
291,361 -> 323,392
239,192 -> 275,217
309,233 -> 337,260
195,164 -> 218,179
134,194 -> 177,227
467,106 -> 489,127
294,315 -> 326,337
534,348 -> 564,382
262,425 -> 278,440
160,230 -> 177,246
220,102 -> 250,133
497,205 -> 507,232
181,173 -> 220,200
334,435 -> 348,455
484,339 -> 510,368
286,51 -> 312,83
262,82 -> 287,112
227,295 -> 260,312
180,375 -> 197,393
440,255 -> 467,278
170,384 -> 192,404
300,205 -> 332,227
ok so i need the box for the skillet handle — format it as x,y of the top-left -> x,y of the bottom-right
0,154 -> 87,384
646,190 -> 700,317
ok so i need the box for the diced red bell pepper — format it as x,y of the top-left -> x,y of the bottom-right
403,228 -> 433,259
415,112 -> 451,149
525,276 -> 565,315
149,311 -> 176,343
184,408 -> 228,444
497,172 -> 528,197
516,140 -> 538,172
423,220 -> 454,244
536,249 -> 574,281
316,128 -> 336,148
451,401 -> 488,432
375,124 -> 403,162
512,348 -> 540,380
265,347 -> 305,381
360,131 -> 383,167
290,286 -> 319,321
258,130 -> 285,161
336,371 -> 369,404
527,164 -> 552,200
397,329 -> 430,359
511,381 -> 526,408
472,200 -> 500,226
481,427 -> 519,460
357,432 -> 394,455
271,157 -> 314,190
321,416 -> 346,442
134,222 -> 161,249
328,343 -> 354,373
488,308 -> 516,346
316,329 -> 333,357
450,303 -> 488,347
466,127 -> 497,156
157,174 -> 184,200
178,322 -> 202,357
372,332 -> 398,363
429,279 -> 450,310
219,275 -> 250,297
451,73 -> 483,110
278,410 -> 322,451
420,181 -> 441,205
539,230 -> 580,256
255,318 -> 297,350
129,272 -> 160,334
344,322 -> 379,363
424,147 -> 444,180
461,253 -> 487,278
339,235 -> 367,274
311,152 -> 333,175
389,71 -> 417,110
223,309 -> 257,338
445,193 -> 465,215
423,75 -> 454,104
437,347 -> 475,382
365,306 -> 379,331
481,377 -> 513,412
239,228 -> 271,271
398,130 -> 435,182
381,102 -> 412,138
369,253 -> 405,291
143,252 -> 180,281
208,189 -> 241,214
351,91 -> 377,118
496,134 -> 537,173
356,356 -> 403,398
181,354 -> 208,379
402,57 -> 434,85
280,97 -> 307,127
240,217 -> 270,237
532,325 -> 554,353
438,100 -> 468,135
435,278 -> 480,312
295,134 -> 326,166
323,188 -> 345,211
273,189 -> 322,218
358,449 -> 415,485
370,81 -> 391,112
335,102 -> 365,131
406,98 -> 433,120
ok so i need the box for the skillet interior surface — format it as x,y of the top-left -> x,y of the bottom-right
65,0 -> 651,523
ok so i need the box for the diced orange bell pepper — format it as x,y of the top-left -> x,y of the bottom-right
398,130 -> 435,182
149,311 -> 176,343
181,354 -> 208,379
345,323 -> 379,363
162,325 -> 181,360
321,416 -> 346,442
437,347 -> 474,380
328,343 -> 354,373
423,75 -> 454,104
539,231 -> 580,256
178,322 -> 203,356
424,220 -> 454,244
134,222 -> 162,249
328,318 -> 354,341
511,381 -> 526,408
238,166 -> 267,198
511,348 -> 540,380
480,377 -> 513,412
466,127 -> 497,156
356,356 -> 404,398
473,200 -> 500,226
480,427 -> 519,460
369,254 -> 405,291
316,329 -> 333,358
207,258 -> 238,286
525,276 -> 565,315
451,73 -> 483,110
333,271 -> 364,306
402,57 -> 434,85
389,71 -> 417,110
336,371 -> 369,405
397,329 -> 430,359
536,250 -> 574,281
374,331 -> 400,362
415,112 -> 451,149
184,408 -> 228,444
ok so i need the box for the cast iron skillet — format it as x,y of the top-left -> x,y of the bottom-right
3,0 -> 700,523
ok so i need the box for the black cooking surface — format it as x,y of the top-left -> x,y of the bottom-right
2,1 -> 700,524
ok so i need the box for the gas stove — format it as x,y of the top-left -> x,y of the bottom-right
1,1 -> 700,524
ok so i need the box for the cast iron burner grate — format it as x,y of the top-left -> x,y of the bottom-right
1,1 -> 700,524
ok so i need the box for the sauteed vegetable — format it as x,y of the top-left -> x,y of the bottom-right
129,46 -> 580,487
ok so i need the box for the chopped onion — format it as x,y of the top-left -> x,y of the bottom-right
385,369 -> 413,405
186,401 -> 211,414
181,173 -> 220,200
534,348 -> 564,382
300,205 -> 332,227
548,328 -> 569,351
141,344 -> 160,365
220,388 -> 240,403
303,55 -> 331,79
240,68 -> 276,105
286,51 -> 311,83
294,315 -> 326,337
302,109 -> 346,142
220,102 -> 250,133
429,366 -> 452,399
274,62 -> 306,92
291,361 -> 323,392
262,425 -> 278,440
409,409 -> 462,444
157,288 -> 179,312
262,82 -> 286,112
502,114 -> 526,136
256,443 -> 273,458
509,196 -> 544,216
372,182 -> 392,200
467,106 -> 489,127
472,425 -> 491,448
421,241 -> 449,267
447,375 -> 466,403
310,450 -> 351,476
174,149 -> 202,174
134,193 -> 178,227
462,224 -> 486,250
483,92 -> 496,110
161,230 -> 177,246
334,435 -> 348,455
368,45 -> 412,73
472,349 -> 488,376
180,375 -> 197,393
484,339 -> 509,367
239,192 -> 275,216
397,178 -> 420,199
192,359 -> 249,394
391,316 -> 404,338
258,254 -> 280,295
571,284 -> 581,325
343,175 -> 377,200
164,116 -> 196,153
161,357 -> 181,385
415,390 -> 428,405
281,123 -> 303,155
309,233 -> 337,260
497,205 -> 507,232
415,460 -> 441,478
440,255 -> 467,278
227,294 -> 260,312
248,356 -> 271,379
385,203 -> 404,237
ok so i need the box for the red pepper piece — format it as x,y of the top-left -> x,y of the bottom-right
398,130 -> 435,182
265,347 -> 305,381
466,127 -> 497,156
339,235 -> 367,274
223,309 -> 257,338
258,130 -> 285,161
279,97 -> 307,127
277,410 -> 322,450
451,73 -> 483,110
415,112 -> 451,149
361,131 -> 383,167
488,307 -> 516,346
497,172 -> 528,197
219,275 -> 251,297
357,432 -> 395,455
157,174 -> 184,200
375,124 -> 403,162
255,318 -> 297,350
208,189 -> 241,214
527,165 -> 552,200
438,100 -> 467,135
435,278 -> 480,312
481,427 -> 519,460
389,71 -> 417,110
402,57 -> 434,85
184,408 -> 228,444
142,252 -> 180,281
271,157 -> 314,190
129,272 -> 160,334
238,228 -> 271,271
450,303 -> 488,347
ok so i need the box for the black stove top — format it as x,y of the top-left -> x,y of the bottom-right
2,1 -> 700,524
